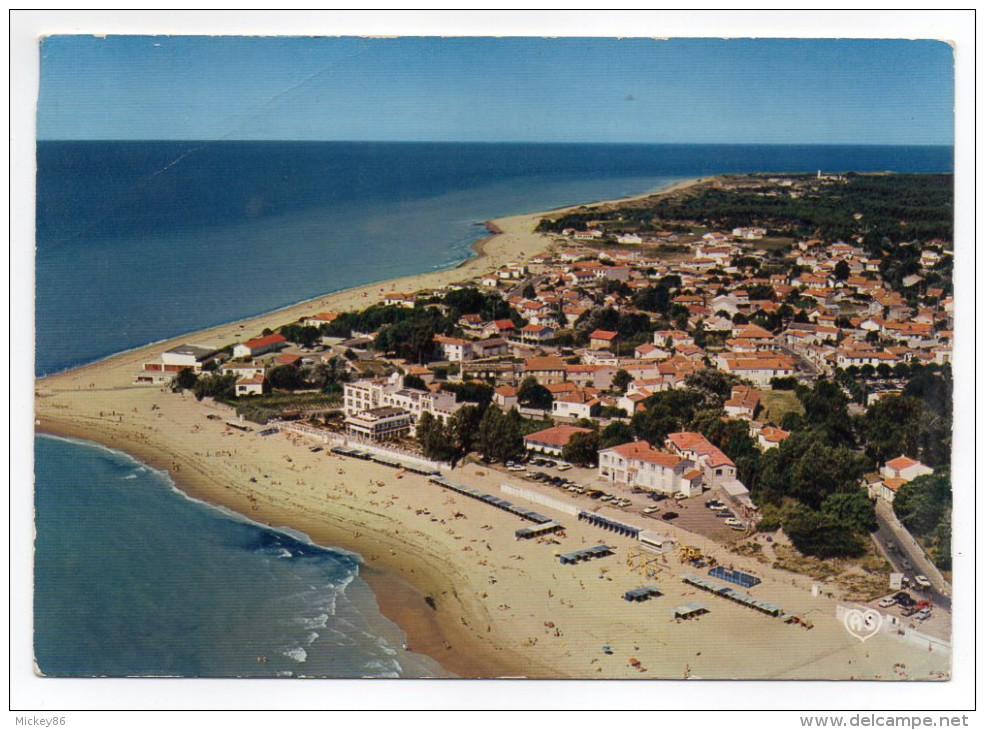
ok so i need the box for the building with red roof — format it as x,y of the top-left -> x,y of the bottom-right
757,425 -> 790,450
523,424 -> 593,457
665,432 -> 736,485
233,333 -> 287,359
880,455 -> 934,483
589,329 -> 618,350
597,440 -> 702,496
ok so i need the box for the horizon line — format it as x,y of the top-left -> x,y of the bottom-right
36,138 -> 955,148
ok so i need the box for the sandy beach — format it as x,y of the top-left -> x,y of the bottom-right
34,181 -> 951,680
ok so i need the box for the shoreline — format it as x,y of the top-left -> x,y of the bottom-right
34,175 -> 949,680
35,181 -> 710,678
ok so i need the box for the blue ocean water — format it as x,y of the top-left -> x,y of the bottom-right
33,142 -> 952,677
33,435 -> 449,678
35,141 -> 952,376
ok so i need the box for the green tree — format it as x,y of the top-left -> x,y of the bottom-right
403,374 -> 427,390
309,356 -> 349,391
476,406 -> 524,463
448,404 -> 482,459
417,412 -> 456,462
833,260 -> 851,280
820,490 -> 877,534
858,395 -> 923,465
611,369 -> 633,394
266,364 -> 304,391
562,431 -> 601,466
172,367 -> 199,392
600,421 -> 634,449
518,376 -> 553,410
280,324 -> 321,348
783,504 -> 867,559
893,472 -> 951,537
192,373 -> 236,401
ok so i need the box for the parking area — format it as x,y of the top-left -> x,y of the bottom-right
863,588 -> 952,641
499,459 -> 751,543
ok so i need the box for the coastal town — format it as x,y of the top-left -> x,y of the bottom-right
37,173 -> 954,679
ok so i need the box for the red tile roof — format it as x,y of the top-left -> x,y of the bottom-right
886,455 -> 919,471
524,424 -> 593,447
603,440 -> 683,469
666,432 -> 735,468
244,333 -> 287,349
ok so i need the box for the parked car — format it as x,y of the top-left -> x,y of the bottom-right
600,495 -> 614,502
914,609 -> 932,621
543,460 -> 556,468
649,493 -> 667,502
900,605 -> 918,617
507,464 -> 525,472
662,511 -> 679,521
631,487 -> 646,495
724,518 -> 744,528
913,575 -> 932,590
894,591 -> 915,607
556,463 -> 572,472
643,506 -> 660,514
587,490 -> 604,500
532,459 -> 546,467
878,597 -> 897,608
674,491 -> 689,500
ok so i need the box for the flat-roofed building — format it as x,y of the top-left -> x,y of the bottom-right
161,344 -> 218,372
345,406 -> 414,441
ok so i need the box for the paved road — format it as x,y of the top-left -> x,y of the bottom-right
772,339 -> 822,378
505,273 -> 550,300
872,500 -> 951,612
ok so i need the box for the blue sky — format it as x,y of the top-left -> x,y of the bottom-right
37,36 -> 954,144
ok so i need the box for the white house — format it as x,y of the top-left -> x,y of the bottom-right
597,441 -> 703,497
233,333 -> 287,359
756,426 -> 790,451
433,335 -> 474,363
717,353 -> 796,386
551,391 -> 601,420
724,385 -> 760,420
665,432 -> 737,486
524,424 -> 593,458
221,362 -> 266,380
234,374 -> 265,397
881,455 -> 934,483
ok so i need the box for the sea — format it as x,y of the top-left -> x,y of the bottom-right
33,141 -> 952,677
